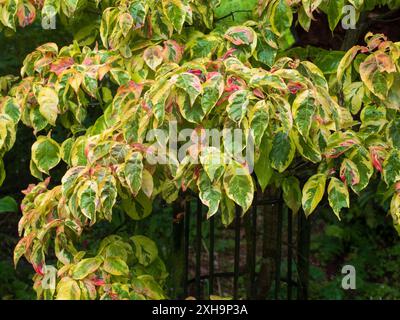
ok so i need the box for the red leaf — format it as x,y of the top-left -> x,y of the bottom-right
92,278 -> 105,286
17,2 -> 36,27
369,146 -> 385,173
50,57 -> 75,76
222,48 -> 237,60
33,263 -> 44,276
188,69 -> 202,77
253,88 -> 265,99
287,82 -> 303,94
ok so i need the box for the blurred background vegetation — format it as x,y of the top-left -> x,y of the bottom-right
1,7 -> 400,300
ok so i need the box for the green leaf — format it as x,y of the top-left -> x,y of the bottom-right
250,72 -> 287,91
270,0 -> 293,37
328,177 -> 349,220
131,235 -> 158,266
302,173 -> 327,217
77,180 -> 98,220
359,53 -> 395,99
38,87 -> 59,126
387,118 -> 400,149
103,257 -> 129,276
360,105 -> 387,133
254,133 -> 273,192
314,50 -> 345,75
56,278 -> 81,300
128,0 -> 147,28
174,72 -> 202,106
124,152 -> 143,196
2,0 -> 18,30
132,275 -> 166,299
0,196 -> 18,213
254,29 -> 278,67
70,136 -> 88,167
61,0 -> 79,17
348,0 -> 364,10
198,170 -> 221,218
122,191 -> 152,220
227,90 -> 249,124
29,107 -> 48,133
32,136 -> 61,174
201,72 -> 224,115
337,45 -> 361,84
0,159 -> 5,188
291,130 -> 322,163
105,243 -> 129,261
162,0 -> 186,33
298,5 -> 311,31
292,90 -> 315,137
141,169 -> 154,198
3,97 -> 21,123
199,147 -> 225,182
322,0 -> 344,31
343,82 -> 364,114
282,176 -> 302,214
223,160 -> 254,213
383,149 -> 400,186
347,145 -> 373,192
72,257 -> 103,280
176,90 -> 204,123
60,138 -> 74,166
29,158 -> 43,180
248,100 -> 270,147
270,129 -> 296,173
390,192 -> 400,229
220,193 -> 236,227
271,94 -> 292,131
224,26 -> 257,47
161,179 -> 179,204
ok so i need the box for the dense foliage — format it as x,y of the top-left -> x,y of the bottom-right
0,0 -> 399,299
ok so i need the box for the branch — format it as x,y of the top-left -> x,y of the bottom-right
215,10 -> 253,22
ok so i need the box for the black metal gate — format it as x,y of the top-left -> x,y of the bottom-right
170,188 -> 311,300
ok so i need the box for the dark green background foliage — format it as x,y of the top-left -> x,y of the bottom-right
0,1 -> 400,299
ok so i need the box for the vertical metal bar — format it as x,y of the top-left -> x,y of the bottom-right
170,199 -> 185,298
183,198 -> 191,297
195,198 -> 202,299
250,198 -> 257,299
244,199 -> 257,299
208,215 -> 215,297
297,211 -> 311,300
233,205 -> 241,299
287,206 -> 293,300
297,211 -> 302,300
274,200 -> 283,299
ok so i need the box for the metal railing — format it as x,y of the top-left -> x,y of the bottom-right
170,188 -> 311,300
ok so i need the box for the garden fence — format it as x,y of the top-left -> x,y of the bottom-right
170,189 -> 311,300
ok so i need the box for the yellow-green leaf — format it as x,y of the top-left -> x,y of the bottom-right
223,160 -> 254,213
32,136 -> 61,174
38,87 -> 59,126
328,177 -> 349,220
56,277 -> 81,300
72,257 -> 103,280
302,173 -> 327,217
